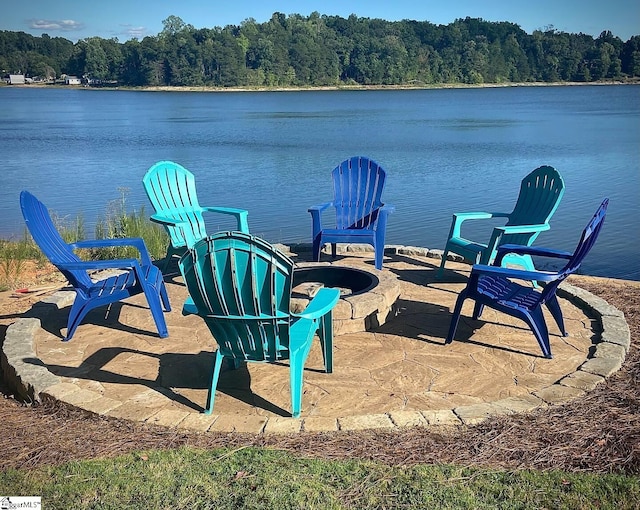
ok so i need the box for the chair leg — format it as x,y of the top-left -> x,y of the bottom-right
545,294 -> 567,337
472,301 -> 484,320
160,245 -> 174,275
289,349 -> 306,418
159,280 -> 171,312
331,243 -> 337,259
64,297 -> 91,341
436,249 -> 449,279
374,229 -> 386,270
319,313 -> 333,373
161,245 -> 186,276
142,283 -> 169,338
312,236 -> 322,262
288,326 -> 316,418
523,308 -> 553,359
445,291 -> 467,344
374,243 -> 384,270
204,350 -> 225,414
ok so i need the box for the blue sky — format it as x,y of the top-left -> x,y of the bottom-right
1,0 -> 638,42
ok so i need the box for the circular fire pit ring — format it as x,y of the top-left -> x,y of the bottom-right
291,263 -> 401,335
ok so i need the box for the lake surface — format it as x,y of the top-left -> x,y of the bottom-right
1,85 -> 638,280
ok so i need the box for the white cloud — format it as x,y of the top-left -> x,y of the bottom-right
28,19 -> 85,32
118,24 -> 148,39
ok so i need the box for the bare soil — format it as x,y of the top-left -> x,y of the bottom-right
1,264 -> 638,474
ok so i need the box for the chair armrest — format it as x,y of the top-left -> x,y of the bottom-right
70,237 -> 153,266
308,202 -> 334,235
495,224 -> 550,235
449,211 -> 509,238
373,204 -> 395,233
292,288 -> 340,320
182,296 -> 293,322
201,207 -> 249,233
471,263 -> 560,283
495,244 -> 573,266
481,223 -> 552,264
57,258 -> 141,272
308,202 -> 333,214
149,213 -> 190,228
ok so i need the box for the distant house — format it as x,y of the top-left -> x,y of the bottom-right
9,74 -> 25,85
65,76 -> 81,85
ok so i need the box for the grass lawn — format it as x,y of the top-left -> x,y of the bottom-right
1,446 -> 638,509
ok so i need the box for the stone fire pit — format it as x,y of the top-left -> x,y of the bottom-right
291,263 -> 400,335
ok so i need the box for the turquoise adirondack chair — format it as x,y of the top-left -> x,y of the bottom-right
437,166 -> 565,277
178,231 -> 340,417
446,199 -> 608,359
143,161 -> 249,272
309,156 -> 395,270
20,191 -> 170,341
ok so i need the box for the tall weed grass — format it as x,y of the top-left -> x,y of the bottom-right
0,233 -> 45,291
93,188 -> 168,261
0,189 -> 168,289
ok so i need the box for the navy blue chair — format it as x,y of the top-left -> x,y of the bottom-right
446,199 -> 608,359
308,156 -> 395,270
20,191 -> 171,341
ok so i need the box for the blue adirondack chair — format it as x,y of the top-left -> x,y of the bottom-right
309,156 -> 395,270
446,199 -> 608,359
178,231 -> 340,417
143,161 -> 250,272
20,191 -> 171,341
437,166 -> 565,278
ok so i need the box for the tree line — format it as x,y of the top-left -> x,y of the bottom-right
1,13 -> 639,87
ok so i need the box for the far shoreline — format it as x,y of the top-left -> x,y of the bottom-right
135,80 -> 639,93
3,79 -> 639,94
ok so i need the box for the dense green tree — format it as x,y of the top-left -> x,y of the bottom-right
621,35 -> 640,75
1,15 -> 637,87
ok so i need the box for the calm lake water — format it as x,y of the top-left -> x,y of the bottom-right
1,85 -> 638,280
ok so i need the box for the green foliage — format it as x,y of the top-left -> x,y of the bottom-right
51,212 -> 86,244
0,447 -> 639,509
93,188 -> 168,261
1,15 -> 638,87
0,232 -> 44,290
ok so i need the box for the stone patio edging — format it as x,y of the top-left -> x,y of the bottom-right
0,246 -> 631,434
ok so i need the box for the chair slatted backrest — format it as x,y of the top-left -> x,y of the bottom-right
505,165 -> 565,246
332,156 -> 387,230
143,161 -> 207,248
20,191 -> 93,289
179,232 -> 295,362
539,198 -> 608,304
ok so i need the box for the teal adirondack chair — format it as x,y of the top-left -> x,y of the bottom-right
143,161 -> 249,272
437,166 -> 565,277
178,231 -> 340,417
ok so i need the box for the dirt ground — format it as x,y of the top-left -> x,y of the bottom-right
0,263 -> 638,474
